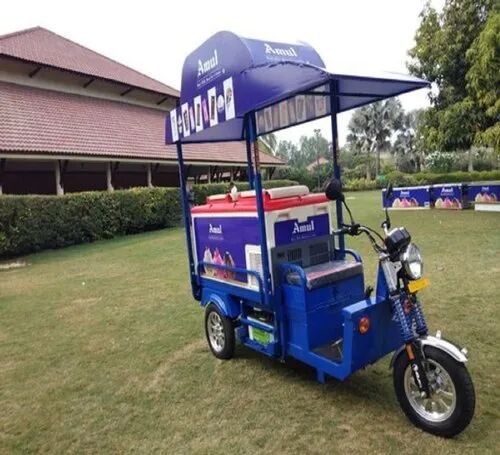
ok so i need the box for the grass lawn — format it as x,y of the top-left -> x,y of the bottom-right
1,190 -> 499,453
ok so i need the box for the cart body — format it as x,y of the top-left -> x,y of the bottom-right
166,31 -> 429,382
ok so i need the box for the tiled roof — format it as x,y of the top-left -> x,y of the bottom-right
0,81 -> 283,166
0,27 -> 179,97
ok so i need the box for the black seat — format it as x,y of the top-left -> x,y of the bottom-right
286,260 -> 363,290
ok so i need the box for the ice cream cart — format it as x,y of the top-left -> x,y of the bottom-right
166,31 -> 475,437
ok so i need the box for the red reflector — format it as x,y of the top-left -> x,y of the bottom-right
359,316 -> 370,334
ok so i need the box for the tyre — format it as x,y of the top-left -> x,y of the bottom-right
204,303 -> 235,360
393,346 -> 475,437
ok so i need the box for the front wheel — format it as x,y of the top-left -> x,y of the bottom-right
393,346 -> 475,437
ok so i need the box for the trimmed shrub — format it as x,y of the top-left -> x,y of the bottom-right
342,170 -> 500,191
344,178 -> 379,191
0,180 -> 298,258
0,188 -> 181,258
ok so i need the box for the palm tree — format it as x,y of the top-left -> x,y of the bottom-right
393,110 -> 423,172
347,99 -> 403,178
259,133 -> 278,155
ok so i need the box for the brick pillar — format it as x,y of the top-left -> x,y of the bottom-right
55,160 -> 64,195
0,158 -> 5,195
106,162 -> 114,192
147,163 -> 153,188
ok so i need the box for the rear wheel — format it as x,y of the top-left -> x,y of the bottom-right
204,304 -> 235,360
393,346 -> 475,437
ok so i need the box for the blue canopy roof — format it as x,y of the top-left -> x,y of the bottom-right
166,31 -> 429,144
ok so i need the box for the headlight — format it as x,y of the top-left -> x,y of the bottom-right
401,243 -> 423,280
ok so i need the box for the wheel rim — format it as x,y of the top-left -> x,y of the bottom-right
404,358 -> 457,423
207,311 -> 225,353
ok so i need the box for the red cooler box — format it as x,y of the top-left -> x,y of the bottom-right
191,186 -> 331,289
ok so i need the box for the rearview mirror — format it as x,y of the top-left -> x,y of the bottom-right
325,178 -> 344,201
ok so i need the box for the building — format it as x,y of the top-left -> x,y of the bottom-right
0,27 -> 283,195
306,156 -> 330,172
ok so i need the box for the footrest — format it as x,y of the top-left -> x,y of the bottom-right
312,339 -> 343,362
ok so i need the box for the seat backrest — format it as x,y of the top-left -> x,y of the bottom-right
271,234 -> 335,285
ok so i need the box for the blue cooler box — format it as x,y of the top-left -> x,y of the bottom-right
467,181 -> 500,204
431,183 -> 468,209
382,185 -> 432,209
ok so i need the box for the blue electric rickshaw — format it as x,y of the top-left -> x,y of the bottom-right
166,32 -> 475,437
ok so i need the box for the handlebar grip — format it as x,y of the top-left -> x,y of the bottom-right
333,227 -> 350,236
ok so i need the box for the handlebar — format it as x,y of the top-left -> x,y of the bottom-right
333,223 -> 387,253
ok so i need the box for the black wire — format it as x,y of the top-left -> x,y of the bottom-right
343,200 -> 355,225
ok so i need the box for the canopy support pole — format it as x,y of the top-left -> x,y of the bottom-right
247,113 -> 271,307
329,79 -> 345,258
245,115 -> 255,189
176,141 -> 199,300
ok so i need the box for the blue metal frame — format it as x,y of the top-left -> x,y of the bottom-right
329,79 -> 345,258
169,35 -> 429,383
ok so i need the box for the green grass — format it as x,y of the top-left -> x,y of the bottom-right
1,191 -> 499,454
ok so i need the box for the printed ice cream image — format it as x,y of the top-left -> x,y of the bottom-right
399,198 -> 412,208
217,94 -> 225,113
435,197 -> 462,209
212,248 -> 225,279
288,98 -> 297,123
189,106 -> 195,132
392,197 -> 419,208
202,98 -> 209,124
279,101 -> 289,128
223,252 -> 235,280
315,94 -> 327,116
181,103 -> 190,138
203,247 -> 214,276
264,107 -> 273,131
257,111 -> 266,133
306,95 -> 315,118
296,95 -> 306,122
475,192 -> 497,203
272,104 -> 280,128
223,77 -> 235,120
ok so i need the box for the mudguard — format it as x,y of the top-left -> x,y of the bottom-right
390,334 -> 468,368
200,288 -> 240,319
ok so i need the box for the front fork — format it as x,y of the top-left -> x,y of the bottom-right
380,256 -> 431,397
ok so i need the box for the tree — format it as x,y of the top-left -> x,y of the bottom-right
259,133 -> 278,155
300,129 -> 330,161
393,110 -> 426,172
466,9 -> 500,152
275,139 -> 298,162
408,0 -> 495,166
346,99 -> 404,179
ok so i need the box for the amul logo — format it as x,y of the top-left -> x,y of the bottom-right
198,49 -> 219,77
292,219 -> 315,235
264,43 -> 298,58
209,224 -> 223,235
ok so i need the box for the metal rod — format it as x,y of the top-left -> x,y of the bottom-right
329,79 -> 345,258
247,113 -> 271,307
176,140 -> 200,300
245,115 -> 255,189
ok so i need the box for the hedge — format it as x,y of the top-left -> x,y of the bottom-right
344,170 -> 500,191
0,180 -> 297,258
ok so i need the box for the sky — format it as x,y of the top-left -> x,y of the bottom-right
1,0 -> 444,147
